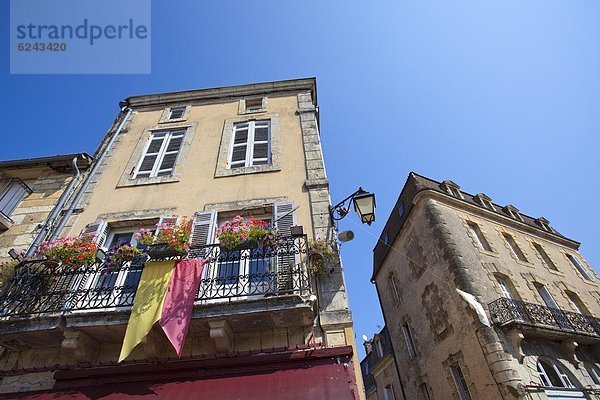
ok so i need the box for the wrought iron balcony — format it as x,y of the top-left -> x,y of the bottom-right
0,235 -> 311,318
489,297 -> 600,339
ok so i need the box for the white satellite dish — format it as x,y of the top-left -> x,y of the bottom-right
362,334 -> 369,342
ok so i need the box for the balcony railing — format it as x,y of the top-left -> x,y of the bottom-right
489,297 -> 600,338
0,235 -> 311,318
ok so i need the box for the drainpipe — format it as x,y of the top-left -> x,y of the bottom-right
50,103 -> 132,240
25,154 -> 90,257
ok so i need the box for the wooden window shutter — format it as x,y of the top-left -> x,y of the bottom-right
82,221 -> 109,249
189,211 -> 217,258
273,201 -> 296,291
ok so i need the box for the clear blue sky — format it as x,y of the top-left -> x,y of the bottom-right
1,1 -> 599,357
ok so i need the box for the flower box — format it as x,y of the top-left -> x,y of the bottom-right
219,239 -> 260,252
147,243 -> 186,260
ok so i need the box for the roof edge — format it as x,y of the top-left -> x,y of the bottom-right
124,77 -> 317,108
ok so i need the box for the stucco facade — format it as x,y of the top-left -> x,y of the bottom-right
0,79 -> 363,399
373,172 -> 600,400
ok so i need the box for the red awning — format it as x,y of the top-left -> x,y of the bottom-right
1,346 -> 359,400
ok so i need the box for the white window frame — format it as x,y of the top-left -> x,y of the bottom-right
502,233 -> 528,262
533,242 -> 558,271
450,365 -> 473,400
496,277 -> 513,299
537,359 -> 575,388
227,120 -> 271,169
168,107 -> 186,120
134,129 -> 186,179
536,285 -> 559,309
467,222 -> 492,252
402,324 -> 417,360
383,385 -> 395,400
389,273 -> 401,302
420,383 -> 432,400
567,254 -> 593,281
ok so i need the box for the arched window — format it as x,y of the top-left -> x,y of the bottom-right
537,359 -> 575,388
584,362 -> 600,387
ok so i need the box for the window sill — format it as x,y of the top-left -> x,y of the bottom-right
215,164 -> 281,178
546,268 -> 565,277
476,248 -> 499,258
158,117 -> 187,124
0,211 -> 13,230
116,175 -> 180,188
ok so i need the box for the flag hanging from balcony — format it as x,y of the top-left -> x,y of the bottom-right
119,260 -> 175,362
160,258 -> 206,356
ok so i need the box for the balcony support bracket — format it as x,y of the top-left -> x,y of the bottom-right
142,326 -> 166,362
61,328 -> 99,363
209,320 -> 234,353
505,328 -> 525,363
561,340 -> 581,368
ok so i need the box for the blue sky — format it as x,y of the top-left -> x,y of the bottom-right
1,1 -> 599,357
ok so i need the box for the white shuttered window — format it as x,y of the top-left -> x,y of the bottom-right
229,120 -> 271,169
135,129 -> 186,178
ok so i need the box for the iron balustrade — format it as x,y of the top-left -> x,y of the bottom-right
0,235 -> 311,318
489,297 -> 600,337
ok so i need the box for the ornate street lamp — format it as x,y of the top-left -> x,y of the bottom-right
330,187 -> 376,226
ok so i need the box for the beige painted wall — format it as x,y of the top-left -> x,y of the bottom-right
68,95 -> 313,236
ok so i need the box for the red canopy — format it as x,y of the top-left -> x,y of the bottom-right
1,346 -> 359,400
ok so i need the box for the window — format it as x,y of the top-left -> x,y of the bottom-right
504,206 -> 524,222
466,222 -> 492,252
533,243 -> 558,271
389,273 -> 401,302
382,232 -> 389,245
496,277 -> 513,299
245,98 -> 263,112
364,361 -> 370,376
537,359 -> 575,388
449,186 -> 462,198
566,292 -> 588,314
402,323 -> 417,360
383,385 -> 395,400
419,383 -> 432,400
228,120 -> 271,169
0,178 -> 32,219
502,233 -> 528,262
567,254 -> 594,281
398,203 -> 404,217
585,363 -> 600,387
168,107 -> 185,120
450,365 -> 472,400
189,201 -> 296,297
135,129 -> 185,178
475,194 -> 494,211
536,284 -> 559,309
375,337 -> 384,358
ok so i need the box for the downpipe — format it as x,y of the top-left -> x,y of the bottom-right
25,154 -> 90,257
49,104 -> 132,240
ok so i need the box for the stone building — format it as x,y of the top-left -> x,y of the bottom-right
0,154 -> 92,285
361,326 -> 403,400
0,78 -> 363,399
372,172 -> 600,400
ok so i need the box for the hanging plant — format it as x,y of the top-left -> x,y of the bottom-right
308,239 -> 339,276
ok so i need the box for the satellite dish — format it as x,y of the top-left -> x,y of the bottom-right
362,334 -> 369,342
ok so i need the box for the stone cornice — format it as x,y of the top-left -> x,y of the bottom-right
412,189 -> 580,250
124,78 -> 317,108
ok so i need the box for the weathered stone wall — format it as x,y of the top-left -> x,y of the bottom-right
376,189 -> 600,399
0,171 -> 74,285
376,197 -> 506,399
